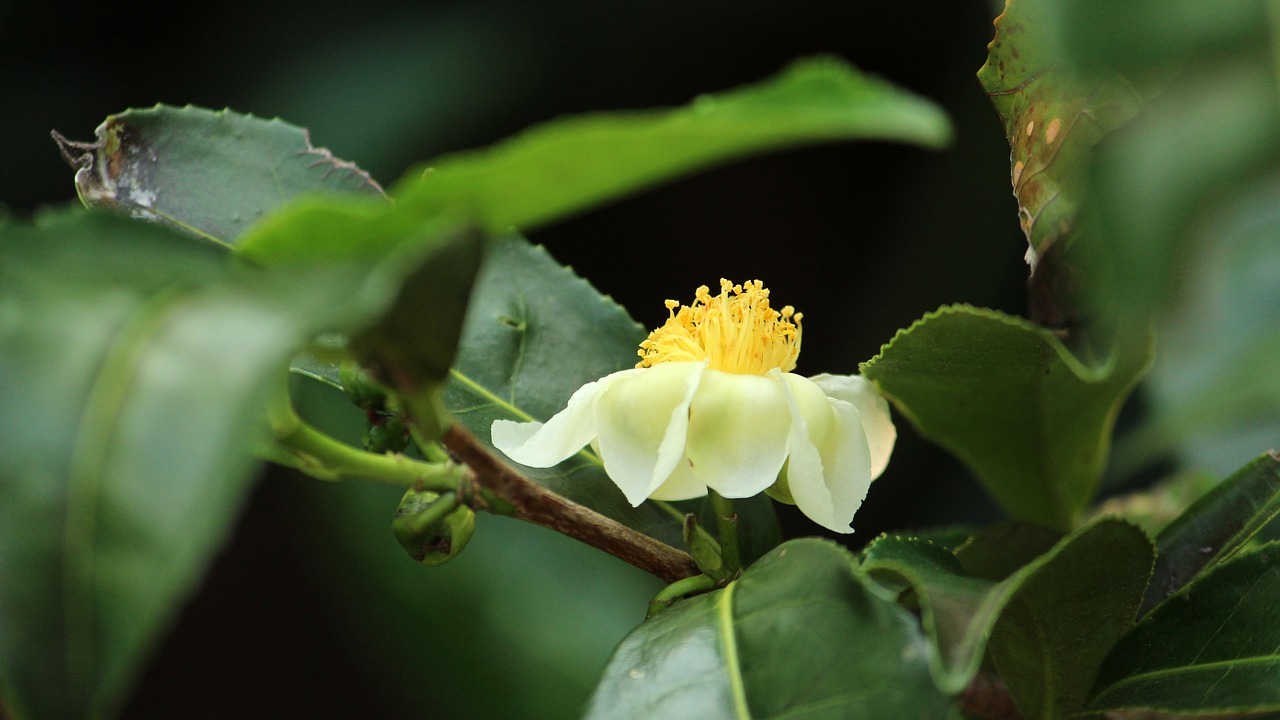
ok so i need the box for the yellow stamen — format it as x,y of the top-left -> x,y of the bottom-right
636,279 -> 803,375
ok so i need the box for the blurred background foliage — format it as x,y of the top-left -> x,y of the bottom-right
4,1 -> 1037,717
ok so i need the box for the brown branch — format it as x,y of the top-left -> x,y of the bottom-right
443,424 -> 700,584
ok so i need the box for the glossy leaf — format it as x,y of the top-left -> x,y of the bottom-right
584,539 -> 952,720
0,208 -> 463,719
860,305 -> 1151,529
1090,542 -> 1280,715
953,521 -> 1063,581
862,536 -> 1002,695
237,195 -> 487,443
1142,452 -> 1280,614
395,55 -> 952,233
55,105 -> 384,245
860,520 -> 1143,700
988,519 -> 1153,720
977,0 -> 1139,267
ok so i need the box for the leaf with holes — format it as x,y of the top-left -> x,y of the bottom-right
584,539 -> 951,720
53,104 -> 385,246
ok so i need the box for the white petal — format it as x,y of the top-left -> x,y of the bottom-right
491,369 -> 640,467
684,369 -> 791,499
649,460 -> 708,501
595,361 -> 707,506
810,373 -> 897,479
779,373 -> 873,534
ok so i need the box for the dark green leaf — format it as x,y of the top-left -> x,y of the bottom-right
862,536 -> 1003,695
585,539 -> 953,720
954,521 -> 1064,582
1142,452 -> 1280,614
237,196 -> 486,440
1056,0 -> 1271,74
55,105 -> 384,245
977,0 -> 1139,266
1090,542 -> 1280,715
395,56 -> 952,233
0,208 -> 458,719
860,305 -> 1152,529
988,519 -> 1153,720
859,521 -> 1130,699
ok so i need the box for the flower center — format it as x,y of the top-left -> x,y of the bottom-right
636,279 -> 803,375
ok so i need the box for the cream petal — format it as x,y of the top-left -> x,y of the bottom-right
821,400 -> 875,531
810,373 -> 897,479
779,373 -> 873,534
491,368 -> 641,467
595,361 -> 707,506
648,459 -> 708,501
684,369 -> 791,499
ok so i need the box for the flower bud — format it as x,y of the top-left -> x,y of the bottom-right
362,413 -> 409,454
392,487 -> 476,566
340,360 -> 388,411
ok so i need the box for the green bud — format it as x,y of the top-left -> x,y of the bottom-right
765,461 -> 796,505
339,360 -> 388,411
683,514 -> 724,577
362,413 -> 409,454
392,488 -> 476,567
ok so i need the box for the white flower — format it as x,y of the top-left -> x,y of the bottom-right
491,279 -> 895,533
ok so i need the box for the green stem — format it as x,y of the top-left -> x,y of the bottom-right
266,388 -> 460,492
708,489 -> 741,575
404,491 -> 460,533
647,574 -> 717,618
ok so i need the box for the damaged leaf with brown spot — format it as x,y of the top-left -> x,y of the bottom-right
977,0 -> 1140,312
53,104 -> 385,246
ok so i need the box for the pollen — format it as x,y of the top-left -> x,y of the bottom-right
636,279 -> 803,375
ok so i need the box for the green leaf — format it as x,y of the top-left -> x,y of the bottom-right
977,0 -> 1140,266
443,234 -> 777,549
584,539 -> 952,720
988,519 -> 1153,720
1079,66 -> 1280,326
1142,452 -> 1280,614
860,305 -> 1152,529
862,536 -> 1004,695
1089,542 -> 1280,715
394,56 -> 952,233
237,194 -> 487,440
1055,0 -> 1272,75
859,520 -> 1144,701
54,105 -> 385,246
954,521 -> 1064,581
0,208 -> 458,719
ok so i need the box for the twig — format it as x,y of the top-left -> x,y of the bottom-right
443,424 -> 700,584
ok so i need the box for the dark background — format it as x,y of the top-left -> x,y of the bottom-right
2,1 -> 1025,717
